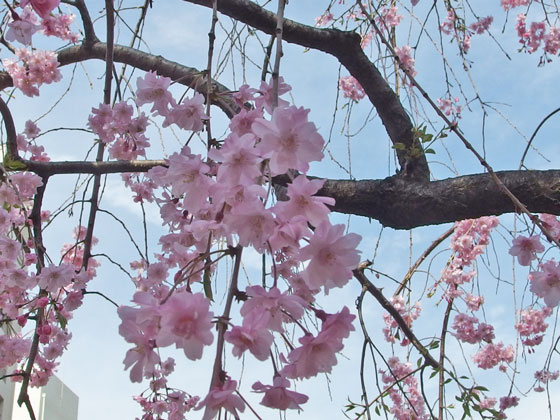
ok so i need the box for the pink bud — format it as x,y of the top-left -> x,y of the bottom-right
17,315 -> 27,327
36,297 -> 49,307
40,324 -> 52,335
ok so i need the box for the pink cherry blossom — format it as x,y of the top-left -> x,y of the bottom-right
118,298 -> 161,382
2,48 -> 61,96
376,6 -> 402,29
319,306 -> 355,343
315,12 -> 334,27
6,8 -> 40,45
529,260 -> 560,307
37,263 -> 75,292
382,297 -> 421,345
240,286 -> 306,332
472,342 -> 514,370
197,378 -> 245,420
208,133 -> 262,186
470,16 -> 493,34
394,45 -> 417,77
540,214 -> 560,240
161,148 -> 213,214
232,84 -> 258,106
452,313 -> 495,344
225,201 -> 276,253
252,105 -> 324,175
339,75 -> 366,101
380,357 -> 428,420
41,13 -> 79,42
478,397 -> 497,410
501,0 -> 529,10
224,314 -> 273,361
273,176 -> 334,227
282,333 -> 343,379
516,306 -> 552,347
252,376 -> 308,410
157,292 -> 214,360
161,94 -> 207,132
299,222 -> 361,293
254,76 -> 291,114
499,395 -> 519,410
136,71 -> 173,113
228,108 -> 263,136
21,0 -> 60,19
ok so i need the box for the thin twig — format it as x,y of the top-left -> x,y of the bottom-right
271,0 -> 286,108
210,246 -> 243,388
353,262 -> 440,370
395,227 -> 454,296
82,0 -> 115,267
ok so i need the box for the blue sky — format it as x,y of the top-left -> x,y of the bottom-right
3,0 -> 560,419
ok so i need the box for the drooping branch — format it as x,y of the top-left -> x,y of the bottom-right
353,263 -> 440,370
181,0 -> 430,179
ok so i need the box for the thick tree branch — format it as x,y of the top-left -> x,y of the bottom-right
0,42 -> 240,118
1,94 -> 558,229
319,170 -> 560,229
181,0 -> 429,179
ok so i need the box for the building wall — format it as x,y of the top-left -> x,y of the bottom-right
0,374 -> 78,420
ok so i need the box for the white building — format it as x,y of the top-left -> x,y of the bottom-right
0,373 -> 79,420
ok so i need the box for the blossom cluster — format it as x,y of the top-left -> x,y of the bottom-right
515,14 -> 560,56
3,48 -> 62,97
0,167 -> 97,388
380,357 -> 428,420
2,1 -> 79,97
113,72 -> 362,419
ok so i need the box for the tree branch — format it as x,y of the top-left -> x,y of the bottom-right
0,42 -> 240,118
181,0 -> 430,179
353,263 -> 440,370
317,170 -> 560,229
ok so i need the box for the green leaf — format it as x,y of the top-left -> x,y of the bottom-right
203,267 -> 213,301
424,148 -> 436,154
392,142 -> 406,150
56,310 -> 68,330
421,133 -> 433,143
3,156 -> 27,171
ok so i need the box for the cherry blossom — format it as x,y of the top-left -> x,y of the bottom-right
252,105 -> 324,175
282,332 -> 343,379
472,342 -> 514,370
6,8 -> 40,45
299,222 -> 361,293
509,235 -> 545,265
529,260 -> 560,307
224,314 -> 274,361
338,75 -> 366,102
157,292 -> 214,360
3,48 -> 62,97
273,176 -> 334,227
197,378 -> 245,420
21,0 -> 60,19
135,71 -> 174,113
252,376 -> 309,410
394,45 -> 417,77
